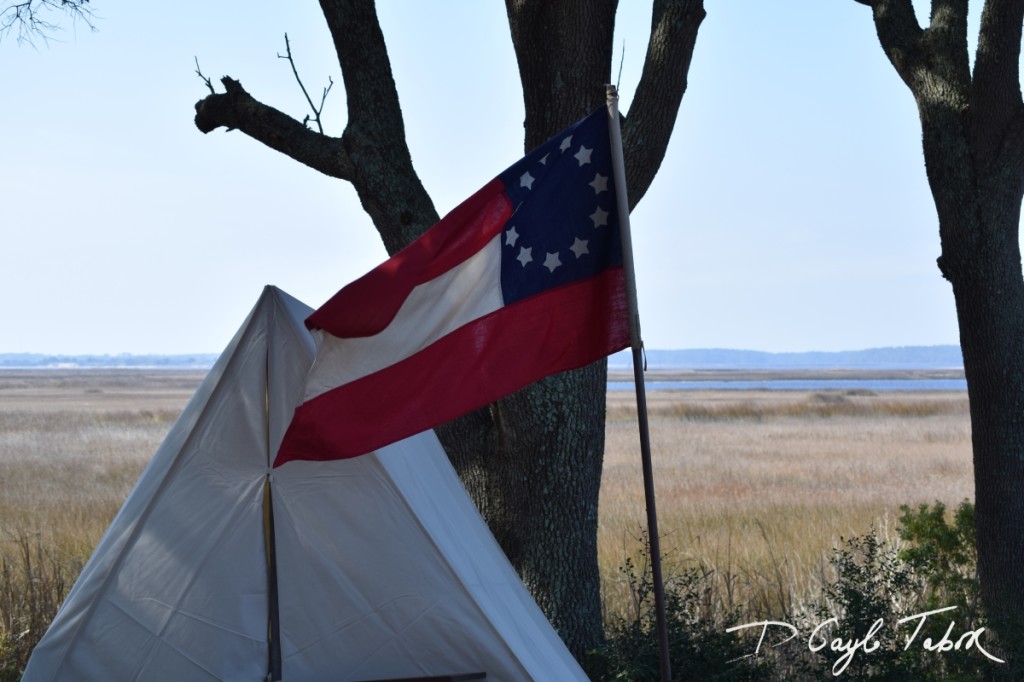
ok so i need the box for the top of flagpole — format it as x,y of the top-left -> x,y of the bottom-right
605,84 -> 643,351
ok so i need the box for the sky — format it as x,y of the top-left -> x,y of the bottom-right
1,1 -> 984,355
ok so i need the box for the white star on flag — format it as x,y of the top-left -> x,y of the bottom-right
574,146 -> 593,166
590,207 -> 609,227
589,173 -> 608,194
505,226 -> 520,247
570,238 -> 589,259
520,172 -> 535,190
559,135 -> 572,152
517,246 -> 533,267
543,252 -> 562,272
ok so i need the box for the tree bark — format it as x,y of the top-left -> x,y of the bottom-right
858,0 -> 1024,644
194,0 -> 704,662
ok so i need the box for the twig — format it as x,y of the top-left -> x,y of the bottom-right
0,0 -> 96,46
194,57 -> 215,95
277,32 -> 332,134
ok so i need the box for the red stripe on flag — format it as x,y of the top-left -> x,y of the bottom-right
275,267 -> 629,465
307,180 -> 512,338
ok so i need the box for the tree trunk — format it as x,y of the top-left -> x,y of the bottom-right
939,156 -> 1024,631
954,258 -> 1024,626
858,0 -> 1024,647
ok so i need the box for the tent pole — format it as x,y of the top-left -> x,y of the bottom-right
606,84 -> 673,682
264,476 -> 283,681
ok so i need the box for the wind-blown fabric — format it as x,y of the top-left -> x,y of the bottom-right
275,108 -> 629,465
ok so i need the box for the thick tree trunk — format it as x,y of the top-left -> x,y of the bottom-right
954,266 -> 1024,625
858,0 -> 1024,650
940,168 -> 1024,632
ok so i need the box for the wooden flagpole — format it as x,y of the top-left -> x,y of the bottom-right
606,84 -> 673,682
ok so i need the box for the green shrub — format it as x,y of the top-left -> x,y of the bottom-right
594,502 -> 1016,680
589,543 -> 766,681
794,500 -> 1008,681
797,525 -> 930,680
897,500 -> 978,614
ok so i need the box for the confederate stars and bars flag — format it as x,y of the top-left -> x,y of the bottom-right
275,108 -> 630,465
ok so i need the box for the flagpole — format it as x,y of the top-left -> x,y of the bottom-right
606,84 -> 672,682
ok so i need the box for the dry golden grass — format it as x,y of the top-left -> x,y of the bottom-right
599,388 -> 973,621
0,371 -> 975,651
0,371 -> 204,672
0,371 -> 200,561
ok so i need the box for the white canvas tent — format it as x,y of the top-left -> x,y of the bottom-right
23,286 -> 588,682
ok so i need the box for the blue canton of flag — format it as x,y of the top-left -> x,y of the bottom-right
498,110 -> 623,304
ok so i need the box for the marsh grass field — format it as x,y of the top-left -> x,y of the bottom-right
600,381 -> 972,623
0,370 -> 974,671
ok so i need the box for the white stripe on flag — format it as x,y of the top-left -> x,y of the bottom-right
303,234 -> 505,401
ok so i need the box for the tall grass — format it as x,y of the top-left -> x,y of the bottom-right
0,372 -> 191,677
0,532 -> 76,681
600,389 -> 973,628
0,373 -> 976,677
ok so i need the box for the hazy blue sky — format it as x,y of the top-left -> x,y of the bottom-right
2,1 -> 983,355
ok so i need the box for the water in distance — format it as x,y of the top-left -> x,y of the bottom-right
608,378 -> 967,392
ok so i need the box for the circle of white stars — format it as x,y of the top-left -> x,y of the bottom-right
505,132 -> 612,275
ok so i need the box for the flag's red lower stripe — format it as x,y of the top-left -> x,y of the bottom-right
275,268 -> 629,465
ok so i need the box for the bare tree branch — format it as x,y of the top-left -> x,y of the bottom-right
0,0 -> 96,45
193,0 -> 435,256
194,76 -> 354,181
194,57 -> 215,96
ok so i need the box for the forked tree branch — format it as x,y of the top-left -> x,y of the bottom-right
194,0 -> 436,255
194,57 -> 215,96
194,76 -> 353,180
277,33 -> 334,135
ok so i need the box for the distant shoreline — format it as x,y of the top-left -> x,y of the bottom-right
1,346 -> 963,373
0,367 -> 966,386
609,368 -> 965,383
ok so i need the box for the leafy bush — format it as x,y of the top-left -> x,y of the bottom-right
589,543 -> 766,681
593,501 -> 1018,681
797,524 -> 930,680
794,500 -> 1010,681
